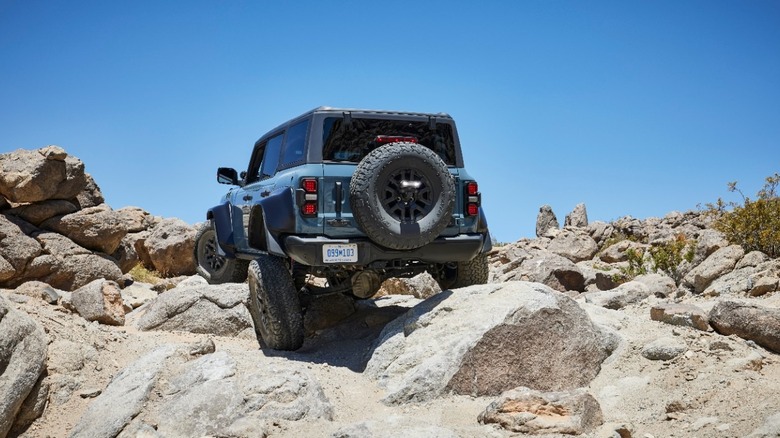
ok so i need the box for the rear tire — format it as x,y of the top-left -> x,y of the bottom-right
194,221 -> 248,284
247,255 -> 304,351
438,253 -> 490,290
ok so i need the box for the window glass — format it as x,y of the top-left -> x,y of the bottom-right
321,117 -> 456,165
259,133 -> 284,179
280,119 -> 309,167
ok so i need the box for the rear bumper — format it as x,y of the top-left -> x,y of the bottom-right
284,233 -> 487,266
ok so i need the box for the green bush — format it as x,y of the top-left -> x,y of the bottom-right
614,235 -> 696,284
648,234 -> 696,283
705,173 -> 780,258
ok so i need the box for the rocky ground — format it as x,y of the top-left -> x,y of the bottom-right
2,147 -> 780,437
3,243 -> 780,437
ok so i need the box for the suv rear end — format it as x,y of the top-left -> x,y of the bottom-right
195,107 -> 491,351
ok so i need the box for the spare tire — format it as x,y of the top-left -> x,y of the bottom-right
350,142 -> 455,250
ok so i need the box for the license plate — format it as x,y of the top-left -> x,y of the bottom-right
323,244 -> 358,263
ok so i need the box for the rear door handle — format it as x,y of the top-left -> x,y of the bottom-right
242,195 -> 252,201
261,190 -> 271,197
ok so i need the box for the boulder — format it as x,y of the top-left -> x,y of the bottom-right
133,277 -> 252,337
517,250 -> 585,292
5,199 -> 78,226
154,354 -> 333,437
0,147 -> 68,203
116,206 -> 159,233
585,273 -> 675,309
749,275 -> 779,297
9,376 -> 49,436
709,300 -> 780,353
0,295 -> 48,438
54,154 -> 89,200
587,221 -> 614,247
641,336 -> 688,360
112,233 -> 142,274
120,282 -> 158,309
682,245 -> 744,293
71,279 -> 126,325
599,240 -> 647,264
737,251 -> 770,269
577,261 -> 621,291
29,231 -> 123,291
41,204 -> 128,254
650,302 -> 709,331
478,387 -> 603,435
547,229 -> 599,263
0,256 -> 14,283
379,272 -> 441,298
536,204 -> 559,237
564,203 -> 589,228
70,345 -> 177,438
365,282 -> 613,404
72,173 -> 104,209
703,266 -> 756,296
691,229 -> 729,264
13,280 -> 61,304
612,216 -> 647,241
0,214 -> 43,285
141,218 -> 196,276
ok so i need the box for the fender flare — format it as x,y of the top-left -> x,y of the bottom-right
247,187 -> 296,257
478,207 -> 493,253
206,202 -> 238,258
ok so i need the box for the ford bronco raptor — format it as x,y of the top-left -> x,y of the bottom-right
195,107 -> 491,350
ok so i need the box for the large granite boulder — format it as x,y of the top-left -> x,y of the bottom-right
682,245 -> 744,293
365,282 -> 614,404
0,214 -> 43,285
5,200 -> 79,226
584,273 -> 676,309
139,218 -> 196,276
72,347 -> 332,438
41,204 -> 128,254
0,295 -> 48,437
133,277 -> 252,337
479,387 -> 603,435
536,204 -> 559,237
709,300 -> 780,353
547,229 -> 599,263
70,279 -> 126,326
70,345 -> 177,438
518,250 -> 586,292
564,203 -> 589,228
0,146 -> 86,203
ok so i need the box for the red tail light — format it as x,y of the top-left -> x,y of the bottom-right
375,135 -> 418,144
464,180 -> 480,217
301,178 -> 318,217
302,202 -> 317,216
302,178 -> 317,193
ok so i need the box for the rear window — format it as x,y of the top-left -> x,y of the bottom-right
322,117 -> 456,165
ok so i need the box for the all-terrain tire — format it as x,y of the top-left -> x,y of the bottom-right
440,253 -> 490,290
194,221 -> 249,284
247,255 -> 304,351
349,142 -> 455,250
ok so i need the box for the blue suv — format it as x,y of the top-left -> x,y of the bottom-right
195,107 -> 491,350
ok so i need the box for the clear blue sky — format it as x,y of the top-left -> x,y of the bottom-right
1,1 -> 778,243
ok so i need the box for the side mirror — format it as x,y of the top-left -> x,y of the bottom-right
217,167 -> 240,185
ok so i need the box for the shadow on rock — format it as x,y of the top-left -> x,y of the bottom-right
266,294 -> 451,372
